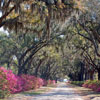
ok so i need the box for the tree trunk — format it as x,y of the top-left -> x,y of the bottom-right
90,71 -> 94,80
79,62 -> 84,81
18,42 -> 47,75
97,69 -> 100,80
7,62 -> 10,69
35,60 -> 42,77
84,70 -> 89,80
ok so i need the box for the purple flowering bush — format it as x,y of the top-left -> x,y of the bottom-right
0,67 -> 56,98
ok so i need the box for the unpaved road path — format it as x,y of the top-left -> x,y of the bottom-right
31,83 -> 84,100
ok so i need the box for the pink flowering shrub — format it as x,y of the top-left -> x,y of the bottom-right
21,74 -> 39,90
70,80 -> 100,92
47,80 -> 56,85
14,75 -> 25,93
97,87 -> 100,92
0,67 -> 56,98
6,70 -> 18,93
42,79 -> 48,86
82,83 -> 88,88
48,80 -> 52,85
82,80 -> 100,92
37,78 -> 44,88
52,80 -> 56,85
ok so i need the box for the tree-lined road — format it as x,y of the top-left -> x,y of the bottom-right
31,83 -> 84,100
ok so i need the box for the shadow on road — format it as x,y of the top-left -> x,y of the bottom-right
68,83 -> 100,100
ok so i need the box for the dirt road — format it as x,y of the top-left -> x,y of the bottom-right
31,83 -> 84,100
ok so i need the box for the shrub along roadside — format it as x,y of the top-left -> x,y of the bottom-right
70,81 -> 84,86
69,80 -> 100,92
0,68 -> 10,98
82,80 -> 100,92
0,67 -> 56,99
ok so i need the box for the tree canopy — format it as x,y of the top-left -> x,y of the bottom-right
0,0 -> 100,81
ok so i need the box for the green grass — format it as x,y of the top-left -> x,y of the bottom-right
0,87 -> 51,100
47,84 -> 57,87
21,86 -> 52,96
21,91 -> 41,96
21,88 -> 49,96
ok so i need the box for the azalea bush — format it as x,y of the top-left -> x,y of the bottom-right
42,79 -> 48,86
70,80 -> 100,92
0,67 -> 56,99
82,80 -> 100,92
37,78 -> 44,88
47,80 -> 56,86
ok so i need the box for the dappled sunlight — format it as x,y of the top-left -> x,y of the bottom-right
31,83 -> 84,100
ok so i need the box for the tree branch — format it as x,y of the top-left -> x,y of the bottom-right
0,5 -> 16,27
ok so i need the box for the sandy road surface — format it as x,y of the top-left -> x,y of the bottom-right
31,83 -> 84,100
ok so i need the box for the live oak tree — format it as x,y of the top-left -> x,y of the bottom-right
0,0 -> 83,26
0,0 -> 83,75
71,3 -> 100,79
2,0 -> 100,81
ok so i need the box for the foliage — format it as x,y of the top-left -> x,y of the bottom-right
0,67 -> 55,99
70,80 -> 100,92
70,81 -> 84,86
0,0 -> 100,86
82,80 -> 100,92
0,67 -> 10,98
47,80 -> 56,85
